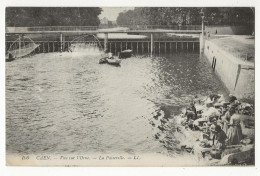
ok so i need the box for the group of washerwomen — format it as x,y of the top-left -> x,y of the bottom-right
182,93 -> 253,158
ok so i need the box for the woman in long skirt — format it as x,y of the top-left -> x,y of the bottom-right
221,111 -> 230,134
221,107 -> 235,134
227,114 -> 243,145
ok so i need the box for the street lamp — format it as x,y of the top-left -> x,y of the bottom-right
199,8 -> 205,54
200,8 -> 205,35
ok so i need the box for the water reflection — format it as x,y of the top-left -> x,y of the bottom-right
6,50 -> 227,156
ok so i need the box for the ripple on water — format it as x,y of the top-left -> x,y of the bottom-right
6,52 -> 228,155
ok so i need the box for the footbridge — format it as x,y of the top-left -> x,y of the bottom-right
6,25 -> 204,55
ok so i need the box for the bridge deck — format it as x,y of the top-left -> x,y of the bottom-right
6,30 -> 201,34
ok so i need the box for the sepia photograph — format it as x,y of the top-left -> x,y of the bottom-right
4,4 -> 256,167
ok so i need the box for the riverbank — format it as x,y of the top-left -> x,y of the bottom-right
207,35 -> 254,62
173,94 -> 254,165
203,35 -> 255,100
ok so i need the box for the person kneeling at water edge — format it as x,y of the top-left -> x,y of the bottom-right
211,124 -> 227,151
207,124 -> 228,159
184,102 -> 198,129
107,52 -> 114,60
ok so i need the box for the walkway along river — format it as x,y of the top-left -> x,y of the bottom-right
6,49 -> 228,162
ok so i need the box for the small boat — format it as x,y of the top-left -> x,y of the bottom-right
119,49 -> 132,58
5,53 -> 15,62
107,57 -> 121,66
99,57 -> 108,64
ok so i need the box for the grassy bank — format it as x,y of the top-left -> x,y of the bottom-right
208,35 -> 255,63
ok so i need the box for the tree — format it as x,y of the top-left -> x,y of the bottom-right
6,7 -> 102,26
116,7 -> 254,27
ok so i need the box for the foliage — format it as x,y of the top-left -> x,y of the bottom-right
116,7 -> 254,26
6,7 -> 102,26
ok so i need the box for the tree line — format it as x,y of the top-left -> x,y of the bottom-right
116,7 -> 254,26
6,7 -> 102,26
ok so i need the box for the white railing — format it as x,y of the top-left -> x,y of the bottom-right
6,25 -> 202,33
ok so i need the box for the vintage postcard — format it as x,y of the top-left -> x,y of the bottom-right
5,6 -> 255,167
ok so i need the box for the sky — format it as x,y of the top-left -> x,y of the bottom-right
99,7 -> 134,21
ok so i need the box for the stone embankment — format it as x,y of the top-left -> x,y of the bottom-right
203,35 -> 254,100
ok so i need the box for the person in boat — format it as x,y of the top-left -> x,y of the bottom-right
118,52 -> 122,59
8,53 -> 14,59
107,52 -> 114,60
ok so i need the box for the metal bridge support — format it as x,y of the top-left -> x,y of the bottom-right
104,33 -> 108,52
200,16 -> 205,54
60,33 -> 63,52
150,33 -> 154,56
18,34 -> 22,56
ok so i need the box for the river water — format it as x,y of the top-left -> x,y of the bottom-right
6,49 -> 228,158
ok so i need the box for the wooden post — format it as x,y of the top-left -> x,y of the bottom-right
187,42 -> 189,51
137,42 -> 139,54
36,43 -> 39,53
104,33 -> 108,52
43,42 -> 45,53
142,42 -> 144,53
176,42 -> 177,52
18,35 -> 21,56
193,42 -> 195,51
48,41 -> 49,53
60,33 -> 63,52
126,42 -> 127,49
121,42 -> 122,51
170,42 -> 172,52
159,42 -> 161,54
181,42 -> 183,50
131,42 -> 133,50
234,64 -> 241,91
148,42 -> 149,53
115,42 -> 117,54
165,42 -> 166,54
64,36 -> 66,51
109,42 -> 111,52
151,33 -> 154,56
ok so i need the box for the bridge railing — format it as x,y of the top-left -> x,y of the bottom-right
6,25 -> 201,33
27,26 -> 100,31
118,25 -> 201,30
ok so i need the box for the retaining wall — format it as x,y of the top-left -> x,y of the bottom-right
204,40 -> 254,100
205,26 -> 253,35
